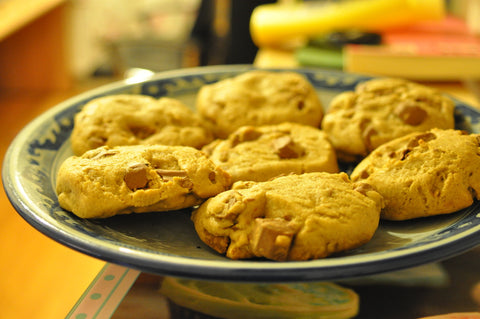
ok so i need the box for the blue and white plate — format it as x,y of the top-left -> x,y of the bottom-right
3,65 -> 480,282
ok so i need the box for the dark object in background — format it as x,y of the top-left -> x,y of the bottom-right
296,30 -> 382,69
325,30 -> 382,47
309,30 -> 382,49
189,0 -> 216,66
190,0 -> 275,66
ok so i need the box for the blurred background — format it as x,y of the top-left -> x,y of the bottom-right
0,0 -> 477,92
0,1 -> 479,318
0,0 -> 277,91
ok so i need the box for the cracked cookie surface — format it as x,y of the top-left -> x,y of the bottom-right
195,71 -> 324,138
71,94 -> 214,155
321,78 -> 455,162
191,172 -> 383,261
56,145 -> 231,218
202,122 -> 339,183
351,129 -> 480,220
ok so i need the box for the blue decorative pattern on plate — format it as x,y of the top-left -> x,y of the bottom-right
3,65 -> 480,282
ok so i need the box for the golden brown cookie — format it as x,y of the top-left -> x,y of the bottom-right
202,122 -> 339,183
56,145 -> 231,218
322,78 -> 455,162
351,129 -> 480,220
192,172 -> 383,261
71,94 -> 213,155
195,70 -> 324,138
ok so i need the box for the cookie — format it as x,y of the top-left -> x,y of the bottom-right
322,78 -> 455,162
195,70 -> 324,138
56,144 -> 231,218
202,122 -> 339,183
192,172 -> 383,261
71,94 -> 213,155
350,129 -> 480,220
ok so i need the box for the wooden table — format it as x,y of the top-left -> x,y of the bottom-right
0,87 -> 107,319
0,3 -> 106,317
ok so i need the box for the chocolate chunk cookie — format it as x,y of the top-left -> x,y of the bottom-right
202,122 -> 339,182
71,94 -> 214,155
351,129 -> 480,220
322,78 -> 455,162
192,172 -> 383,261
195,70 -> 324,138
56,145 -> 231,218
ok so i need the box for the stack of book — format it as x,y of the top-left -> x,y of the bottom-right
296,16 -> 480,80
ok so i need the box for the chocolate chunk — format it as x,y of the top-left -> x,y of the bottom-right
88,136 -> 108,150
231,126 -> 262,147
156,168 -> 193,190
362,125 -> 378,152
124,163 -> 149,190
400,132 -> 437,161
394,102 -> 428,126
406,132 -> 437,149
156,169 -> 187,177
129,125 -> 156,139
272,136 -> 305,159
208,171 -> 216,183
354,182 -> 375,195
250,218 -> 295,261
357,170 -> 370,179
178,177 -> 194,190
89,148 -> 117,159
156,169 -> 188,181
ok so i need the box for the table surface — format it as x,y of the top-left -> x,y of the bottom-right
2,49 -> 480,319
0,84 -> 107,319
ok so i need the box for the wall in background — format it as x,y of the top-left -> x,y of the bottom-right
66,0 -> 200,79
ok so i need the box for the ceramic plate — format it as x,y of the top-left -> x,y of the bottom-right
4,65 -> 480,282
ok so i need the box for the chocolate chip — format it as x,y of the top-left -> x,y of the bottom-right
354,182 -> 374,195
400,149 -> 411,161
394,102 -> 427,126
406,132 -> 437,149
128,125 -> 156,139
89,148 -> 118,159
362,125 -> 378,152
297,100 -> 305,110
208,171 -> 216,183
156,169 -> 188,181
250,218 -> 295,261
231,126 -> 262,147
272,136 -> 305,159
178,177 -> 194,190
89,136 -> 108,149
358,170 -> 370,179
124,163 -> 149,190
400,132 -> 437,161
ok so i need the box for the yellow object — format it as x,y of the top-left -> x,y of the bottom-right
250,0 -> 445,48
161,277 -> 359,319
